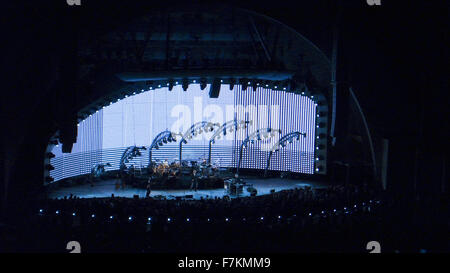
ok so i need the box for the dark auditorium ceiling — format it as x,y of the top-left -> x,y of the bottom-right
75,5 -> 331,123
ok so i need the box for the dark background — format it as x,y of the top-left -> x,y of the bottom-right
1,0 -> 448,209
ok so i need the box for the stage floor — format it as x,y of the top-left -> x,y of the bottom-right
47,177 -> 328,200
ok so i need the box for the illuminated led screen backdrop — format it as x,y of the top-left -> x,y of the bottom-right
50,84 -> 317,181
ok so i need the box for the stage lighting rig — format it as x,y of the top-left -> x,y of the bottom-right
120,146 -> 147,169
264,131 -> 306,176
179,121 -> 221,161
236,128 -> 281,175
208,119 -> 252,163
148,130 -> 181,163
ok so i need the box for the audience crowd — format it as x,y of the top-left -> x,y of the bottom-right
0,183 -> 448,253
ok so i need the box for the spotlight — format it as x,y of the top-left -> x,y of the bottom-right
225,218 -> 229,222
242,79 -> 248,91
91,214 -> 95,218
128,216 -> 133,221
252,81 -> 257,91
148,217 -> 152,221
229,79 -> 235,90
72,212 -> 76,216
308,213 -> 312,216
200,79 -> 207,90
39,209 -> 43,213
110,215 -> 114,219
55,210 -> 59,214
186,218 -> 190,222
167,217 -> 171,222
182,79 -> 189,91
260,216 -> 264,220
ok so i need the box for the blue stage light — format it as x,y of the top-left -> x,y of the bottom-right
91,214 -> 95,218
72,212 -> 76,216
186,218 -> 190,222
39,209 -> 43,213
167,217 -> 171,222
55,210 -> 59,214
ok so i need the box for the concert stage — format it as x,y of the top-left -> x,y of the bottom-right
46,177 -> 327,200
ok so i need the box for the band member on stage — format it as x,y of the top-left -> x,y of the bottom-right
191,169 -> 198,191
146,178 -> 152,198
